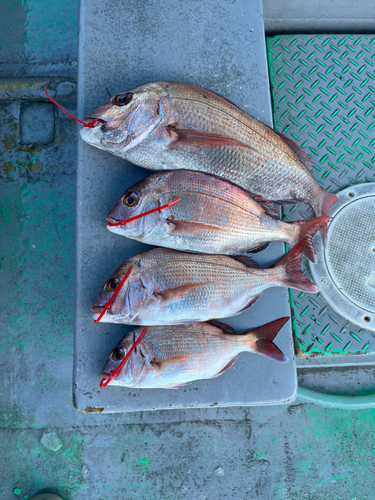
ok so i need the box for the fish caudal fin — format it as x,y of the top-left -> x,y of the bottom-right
293,216 -> 330,262
320,190 -> 337,246
272,239 -> 318,293
248,317 -> 289,362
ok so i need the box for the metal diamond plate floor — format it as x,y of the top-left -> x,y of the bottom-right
267,34 -> 375,358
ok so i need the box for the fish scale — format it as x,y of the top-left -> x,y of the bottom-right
101,320 -> 288,389
92,245 -> 316,325
107,170 -> 327,256
81,81 -> 336,222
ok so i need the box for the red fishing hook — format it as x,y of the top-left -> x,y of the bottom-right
107,198 -> 181,227
94,265 -> 133,324
44,86 -> 99,128
99,326 -> 147,388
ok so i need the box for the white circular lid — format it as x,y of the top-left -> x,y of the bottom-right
310,183 -> 375,332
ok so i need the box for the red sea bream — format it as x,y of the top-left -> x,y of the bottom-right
101,318 -> 289,388
92,242 -> 316,325
81,81 -> 337,240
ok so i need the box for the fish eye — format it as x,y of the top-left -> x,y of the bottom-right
114,93 -> 133,107
123,191 -> 139,207
111,347 -> 125,361
106,277 -> 120,292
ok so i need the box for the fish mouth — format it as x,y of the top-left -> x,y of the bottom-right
106,215 -> 119,224
82,117 -> 106,128
92,306 -> 103,313
101,371 -> 111,380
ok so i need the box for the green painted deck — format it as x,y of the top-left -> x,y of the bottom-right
1,2 -> 375,498
267,34 -> 375,357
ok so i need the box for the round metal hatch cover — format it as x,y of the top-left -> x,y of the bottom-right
310,183 -> 375,332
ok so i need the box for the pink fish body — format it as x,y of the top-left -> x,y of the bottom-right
107,170 -> 328,260
101,318 -> 289,389
81,81 -> 337,239
92,242 -> 316,326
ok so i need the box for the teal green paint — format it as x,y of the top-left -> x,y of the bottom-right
24,0 -> 78,51
14,489 -> 22,495
268,36 -> 375,358
139,457 -> 151,469
1,179 -> 75,359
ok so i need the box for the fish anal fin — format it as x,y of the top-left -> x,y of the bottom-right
246,242 -> 270,254
207,320 -> 236,335
239,294 -> 262,313
274,131 -> 313,172
166,219 -> 226,234
159,383 -> 187,389
245,192 -> 279,218
155,284 -> 208,305
213,357 -> 238,377
166,127 -> 258,153
232,255 -> 260,268
272,199 -> 305,206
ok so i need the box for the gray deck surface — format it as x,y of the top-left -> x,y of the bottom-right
263,0 -> 375,34
1,1 -> 375,499
75,0 -> 297,412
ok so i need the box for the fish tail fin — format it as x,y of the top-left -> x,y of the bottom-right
272,239 -> 318,293
247,317 -> 289,362
319,190 -> 337,246
291,216 -> 330,262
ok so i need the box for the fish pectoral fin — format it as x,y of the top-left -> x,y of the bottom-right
212,357 -> 238,377
151,354 -> 196,388
154,283 -> 208,305
152,353 -> 195,368
165,126 -> 258,153
166,219 -> 226,234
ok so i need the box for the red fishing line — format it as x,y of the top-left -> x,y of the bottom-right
44,86 -> 98,128
94,265 -> 133,324
99,326 -> 147,388
108,198 -> 181,226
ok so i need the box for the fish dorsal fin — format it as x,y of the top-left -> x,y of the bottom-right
166,126 -> 258,153
244,192 -> 279,218
205,88 -> 242,110
207,320 -> 236,335
232,255 -> 260,268
274,131 -> 312,172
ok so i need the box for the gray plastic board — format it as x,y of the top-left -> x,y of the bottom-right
263,0 -> 375,35
74,0 -> 297,413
